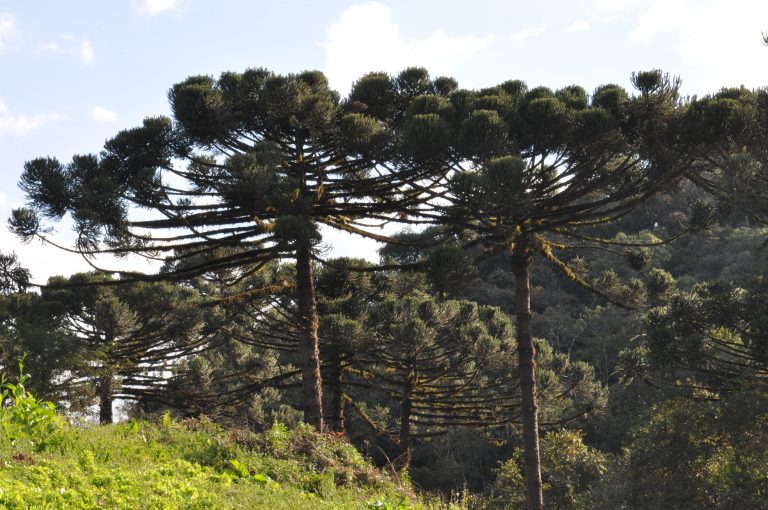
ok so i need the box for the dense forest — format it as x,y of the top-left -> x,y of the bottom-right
2,65 -> 768,509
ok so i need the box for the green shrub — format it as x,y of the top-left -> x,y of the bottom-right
0,358 -> 62,450
490,430 -> 609,509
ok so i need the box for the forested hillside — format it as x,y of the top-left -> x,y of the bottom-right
2,66 -> 767,509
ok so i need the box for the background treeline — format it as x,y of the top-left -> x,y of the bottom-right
3,66 -> 768,509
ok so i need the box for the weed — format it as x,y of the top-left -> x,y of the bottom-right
0,357 -> 62,449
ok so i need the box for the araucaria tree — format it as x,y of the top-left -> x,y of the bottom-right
11,67 -> 455,431
37,273 -> 205,423
440,71 -> 691,509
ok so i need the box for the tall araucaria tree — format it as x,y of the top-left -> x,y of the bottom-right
10,67 -> 456,431
437,71 -> 693,509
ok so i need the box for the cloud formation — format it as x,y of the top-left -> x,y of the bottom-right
562,20 -> 591,34
90,106 -> 118,123
0,13 -> 18,54
322,2 -> 496,94
136,0 -> 184,15
80,39 -> 95,63
592,0 -> 645,11
0,99 -> 58,136
627,0 -> 768,93
509,25 -> 548,43
40,35 -> 95,63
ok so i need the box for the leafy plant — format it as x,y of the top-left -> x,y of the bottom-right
253,473 -> 280,489
0,357 -> 61,448
228,459 -> 251,478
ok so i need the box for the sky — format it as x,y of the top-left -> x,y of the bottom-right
1,0 -> 767,284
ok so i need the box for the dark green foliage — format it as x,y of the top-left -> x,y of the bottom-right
491,430 -> 608,509
591,84 -> 628,116
457,110 -> 509,159
27,273 -> 206,420
12,67 -> 455,282
425,247 -> 478,298
644,268 -> 676,306
679,86 -> 768,225
400,113 -> 452,161
436,71 -> 689,510
0,252 -> 30,295
339,113 -> 388,155
617,392 -> 768,509
639,277 -> 768,389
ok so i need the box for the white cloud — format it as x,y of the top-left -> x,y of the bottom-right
627,0 -> 768,93
0,99 -> 58,136
40,35 -> 95,63
0,13 -> 18,54
80,39 -> 95,63
562,20 -> 591,34
39,41 -> 60,53
322,2 -> 497,94
90,106 -> 118,123
627,0 -> 683,44
136,0 -> 184,15
592,0 -> 646,11
509,25 -> 548,43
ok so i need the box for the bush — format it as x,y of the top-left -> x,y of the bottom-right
490,430 -> 609,509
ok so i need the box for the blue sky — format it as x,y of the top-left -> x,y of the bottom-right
2,0 -> 767,283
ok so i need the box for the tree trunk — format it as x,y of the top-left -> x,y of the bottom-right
98,375 -> 113,425
296,236 -> 324,431
512,234 -> 544,510
399,389 -> 412,468
324,343 -> 345,433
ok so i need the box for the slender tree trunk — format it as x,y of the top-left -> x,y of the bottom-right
296,236 -> 324,431
98,375 -> 113,425
324,343 -> 345,433
512,234 -> 544,510
399,389 -> 412,468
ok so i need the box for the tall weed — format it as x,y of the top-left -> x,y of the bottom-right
0,358 -> 61,449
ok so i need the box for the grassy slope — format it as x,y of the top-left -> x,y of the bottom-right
0,416 -> 445,510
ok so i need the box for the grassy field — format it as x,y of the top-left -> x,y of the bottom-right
0,370 -> 455,509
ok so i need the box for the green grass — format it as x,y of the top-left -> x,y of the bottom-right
0,361 -> 462,510
0,368 -> 455,509
0,416 -> 447,509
